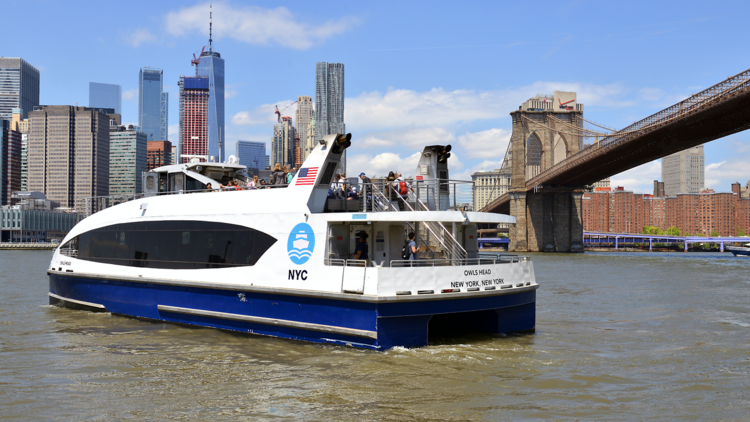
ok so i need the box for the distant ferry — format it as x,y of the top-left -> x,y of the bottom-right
726,245 -> 750,257
47,135 -> 537,350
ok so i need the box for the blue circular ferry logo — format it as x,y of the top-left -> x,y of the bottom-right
287,223 -> 315,265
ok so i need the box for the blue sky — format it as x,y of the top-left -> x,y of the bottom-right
6,0 -> 750,193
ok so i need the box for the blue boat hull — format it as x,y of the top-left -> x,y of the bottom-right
48,272 -> 536,350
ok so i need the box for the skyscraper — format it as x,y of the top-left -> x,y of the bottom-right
235,141 -> 266,175
662,145 -> 705,196
1,120 -> 22,205
89,82 -> 122,115
138,67 -> 168,141
179,77 -> 210,163
315,62 -> 345,171
296,96 -> 314,163
28,106 -> 110,211
109,125 -> 147,195
195,6 -> 225,162
271,116 -> 296,168
0,58 -> 40,120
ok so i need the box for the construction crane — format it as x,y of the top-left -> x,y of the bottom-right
191,46 -> 206,75
274,101 -> 297,123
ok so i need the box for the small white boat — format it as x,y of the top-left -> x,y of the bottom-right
48,135 -> 537,350
726,244 -> 750,257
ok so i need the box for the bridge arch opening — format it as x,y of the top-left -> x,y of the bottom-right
526,132 -> 542,180
553,133 -> 569,166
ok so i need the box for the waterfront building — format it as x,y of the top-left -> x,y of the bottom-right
662,145 -> 704,196
171,146 -> 177,165
271,116 -> 296,168
0,58 -> 40,120
138,67 -> 168,141
471,169 -> 511,212
195,12 -> 225,163
179,77 -> 209,163
0,201 -> 80,242
89,82 -> 122,115
27,106 -> 110,212
147,140 -> 173,171
109,125 -> 147,195
295,96 -> 314,162
1,120 -> 22,206
315,62 -> 345,171
235,141 -> 266,175
9,109 -> 28,193
582,184 -> 750,236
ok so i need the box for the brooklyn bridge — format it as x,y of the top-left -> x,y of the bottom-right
481,68 -> 750,252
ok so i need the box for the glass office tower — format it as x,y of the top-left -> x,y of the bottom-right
138,67 -> 168,141
315,62 -> 345,172
0,58 -> 40,120
197,44 -> 225,162
89,82 -> 122,115
235,141 -> 266,175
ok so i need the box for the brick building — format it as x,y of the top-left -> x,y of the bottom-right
583,185 -> 750,236
147,140 -> 173,170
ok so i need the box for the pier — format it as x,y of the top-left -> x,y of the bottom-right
0,243 -> 56,250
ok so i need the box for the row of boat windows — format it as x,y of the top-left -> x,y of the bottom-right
64,221 -> 277,269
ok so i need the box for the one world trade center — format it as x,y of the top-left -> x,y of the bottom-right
196,7 -> 225,162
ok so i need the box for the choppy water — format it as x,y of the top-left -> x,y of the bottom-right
1,250 -> 749,421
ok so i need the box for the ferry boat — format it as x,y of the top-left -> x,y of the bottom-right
726,245 -> 750,257
48,135 -> 537,350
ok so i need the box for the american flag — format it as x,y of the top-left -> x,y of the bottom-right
295,167 -> 319,186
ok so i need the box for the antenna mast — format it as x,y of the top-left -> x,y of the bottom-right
208,3 -> 213,52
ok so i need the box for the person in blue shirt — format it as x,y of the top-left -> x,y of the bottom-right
355,232 -> 369,265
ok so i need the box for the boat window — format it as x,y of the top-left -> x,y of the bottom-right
185,177 -> 205,192
74,221 -> 277,269
318,162 -> 337,186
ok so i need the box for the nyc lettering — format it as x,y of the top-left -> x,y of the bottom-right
464,269 -> 491,276
288,269 -> 308,280
451,278 -> 504,288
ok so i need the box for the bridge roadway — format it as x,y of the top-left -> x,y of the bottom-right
484,68 -> 750,215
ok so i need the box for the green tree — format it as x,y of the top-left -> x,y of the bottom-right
737,226 -> 746,236
665,227 -> 681,236
642,226 -> 661,235
497,233 -> 508,238
710,230 -> 720,238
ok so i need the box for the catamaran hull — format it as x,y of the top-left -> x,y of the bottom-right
48,271 -> 536,350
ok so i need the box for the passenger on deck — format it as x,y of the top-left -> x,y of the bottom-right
355,232 -> 369,266
386,171 -> 398,210
408,232 -> 418,261
260,179 -> 268,189
206,183 -> 215,192
359,172 -> 372,211
395,173 -> 411,211
271,163 -> 286,186
332,174 -> 345,200
249,175 -> 259,190
287,167 -> 296,184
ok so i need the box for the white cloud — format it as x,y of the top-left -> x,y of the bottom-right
452,159 -> 506,181
123,89 -> 137,101
232,100 -> 297,126
347,151 -> 423,178
706,159 -> 750,184
168,124 -> 179,140
346,82 -> 630,132
225,90 -> 238,99
359,127 -> 455,149
457,128 -> 511,159
124,28 -> 158,47
165,2 -> 357,50
610,160 -> 662,193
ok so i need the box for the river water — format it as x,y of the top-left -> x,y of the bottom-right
1,250 -> 749,421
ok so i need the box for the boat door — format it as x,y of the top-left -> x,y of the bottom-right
342,225 -> 370,294
143,172 -> 159,197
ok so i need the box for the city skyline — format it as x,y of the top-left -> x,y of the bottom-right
1,1 -> 749,191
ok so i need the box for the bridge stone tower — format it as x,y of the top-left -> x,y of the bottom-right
508,91 -> 586,252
